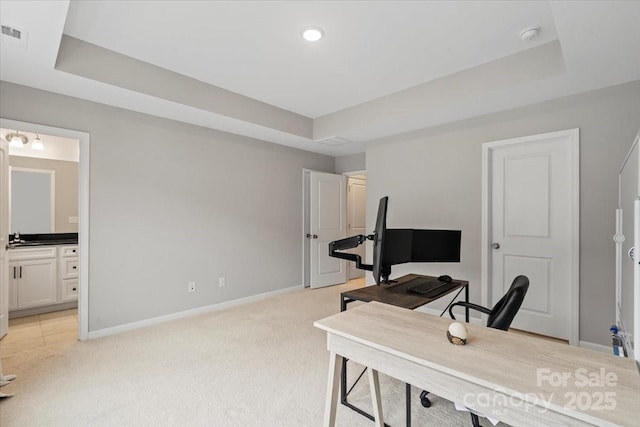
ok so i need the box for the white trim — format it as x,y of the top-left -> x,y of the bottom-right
579,341 -> 612,354
481,128 -> 580,345
87,284 -> 303,339
0,118 -> 90,341
78,133 -> 89,341
342,169 -> 367,177
302,169 -> 311,287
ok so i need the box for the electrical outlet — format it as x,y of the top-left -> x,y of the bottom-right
188,281 -> 196,293
218,277 -> 225,287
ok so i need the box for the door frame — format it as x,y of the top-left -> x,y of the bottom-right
481,128 -> 580,345
302,169 -> 312,287
1,118 -> 90,341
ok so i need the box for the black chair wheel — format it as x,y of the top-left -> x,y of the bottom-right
419,390 -> 431,408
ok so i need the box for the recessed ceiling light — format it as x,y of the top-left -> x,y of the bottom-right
520,27 -> 541,42
302,27 -> 323,42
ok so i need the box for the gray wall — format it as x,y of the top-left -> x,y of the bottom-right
366,80 -> 640,346
10,156 -> 79,233
335,152 -> 366,174
0,82 -> 334,332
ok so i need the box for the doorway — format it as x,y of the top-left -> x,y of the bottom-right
346,174 -> 366,280
481,129 -> 579,344
0,118 -> 90,342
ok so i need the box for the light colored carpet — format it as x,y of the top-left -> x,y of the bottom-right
0,279 -> 504,426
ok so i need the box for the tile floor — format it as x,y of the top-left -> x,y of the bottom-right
0,309 -> 78,359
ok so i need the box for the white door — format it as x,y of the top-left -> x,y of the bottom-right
310,171 -> 347,288
0,138 -> 8,338
347,177 -> 366,279
484,129 -> 579,343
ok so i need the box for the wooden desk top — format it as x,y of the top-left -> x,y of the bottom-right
315,302 -> 640,426
341,274 -> 468,310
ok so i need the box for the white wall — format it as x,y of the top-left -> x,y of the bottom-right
0,82 -> 334,332
366,80 -> 640,346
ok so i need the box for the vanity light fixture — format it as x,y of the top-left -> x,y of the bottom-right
5,131 -> 28,148
31,133 -> 44,150
302,27 -> 323,42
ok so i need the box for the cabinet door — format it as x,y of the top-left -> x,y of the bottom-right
8,262 -> 18,311
60,257 -> 79,280
17,259 -> 57,309
61,279 -> 79,303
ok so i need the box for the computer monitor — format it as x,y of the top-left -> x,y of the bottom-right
328,196 -> 462,285
372,197 -> 389,285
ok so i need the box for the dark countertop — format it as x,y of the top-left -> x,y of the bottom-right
7,233 -> 78,249
8,240 -> 78,248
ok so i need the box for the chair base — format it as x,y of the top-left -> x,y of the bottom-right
420,390 -> 483,426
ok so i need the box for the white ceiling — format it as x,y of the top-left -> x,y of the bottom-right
1,1 -> 639,157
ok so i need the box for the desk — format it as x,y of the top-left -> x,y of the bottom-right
315,302 -> 640,427
340,274 -> 469,426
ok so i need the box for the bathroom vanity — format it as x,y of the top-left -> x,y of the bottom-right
7,233 -> 78,317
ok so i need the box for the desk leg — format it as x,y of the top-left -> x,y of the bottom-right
465,285 -> 470,323
406,383 -> 411,427
324,351 -> 343,427
368,368 -> 384,427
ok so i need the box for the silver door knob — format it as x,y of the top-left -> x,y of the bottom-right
492,243 -> 500,249
313,234 -> 318,239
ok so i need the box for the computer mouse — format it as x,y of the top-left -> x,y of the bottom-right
438,275 -> 453,282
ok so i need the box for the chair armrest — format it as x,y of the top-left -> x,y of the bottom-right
448,301 -> 491,321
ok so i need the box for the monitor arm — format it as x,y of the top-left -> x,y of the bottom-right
328,234 -> 374,271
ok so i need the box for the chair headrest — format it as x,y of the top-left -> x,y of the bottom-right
487,275 -> 530,331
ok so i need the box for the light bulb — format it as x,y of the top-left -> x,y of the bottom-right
32,136 -> 44,150
10,135 -> 24,148
302,27 -> 323,42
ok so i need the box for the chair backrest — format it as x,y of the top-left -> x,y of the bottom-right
486,275 -> 529,331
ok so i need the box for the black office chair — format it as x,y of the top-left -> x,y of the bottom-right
420,275 -> 530,427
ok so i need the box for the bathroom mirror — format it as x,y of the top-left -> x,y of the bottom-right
10,167 -> 55,234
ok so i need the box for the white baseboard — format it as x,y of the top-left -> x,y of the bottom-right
87,284 -> 303,340
579,340 -> 612,354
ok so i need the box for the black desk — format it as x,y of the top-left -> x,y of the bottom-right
340,274 -> 470,427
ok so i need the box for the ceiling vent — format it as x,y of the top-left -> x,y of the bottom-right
316,136 -> 351,146
1,25 -> 28,49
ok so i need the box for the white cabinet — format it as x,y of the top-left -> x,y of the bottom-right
8,244 -> 79,312
8,248 -> 58,310
59,245 -> 79,302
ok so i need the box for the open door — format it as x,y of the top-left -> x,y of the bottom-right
309,171 -> 347,288
0,137 -> 8,339
347,176 -> 366,280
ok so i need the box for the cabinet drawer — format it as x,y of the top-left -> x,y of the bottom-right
61,279 -> 78,302
60,258 -> 79,279
61,246 -> 79,257
8,247 -> 56,261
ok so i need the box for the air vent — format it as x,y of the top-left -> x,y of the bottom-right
1,24 -> 28,49
316,136 -> 351,146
